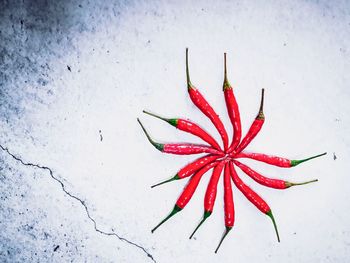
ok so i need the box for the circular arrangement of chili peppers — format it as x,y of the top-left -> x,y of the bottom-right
137,48 -> 326,253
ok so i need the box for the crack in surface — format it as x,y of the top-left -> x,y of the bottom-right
0,144 -> 156,262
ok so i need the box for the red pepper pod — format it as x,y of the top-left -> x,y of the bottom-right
225,88 -> 242,153
177,119 -> 222,150
214,162 -> 236,254
143,110 -> 222,151
233,151 -> 291,167
151,154 -> 220,188
163,143 -> 223,155
177,154 -> 220,179
223,162 -> 235,227
176,161 -> 219,209
234,151 -> 327,168
204,160 -> 226,212
223,53 -> 242,153
229,161 -> 280,242
188,87 -> 229,151
137,118 -> 223,156
233,160 -> 286,189
186,48 -> 229,151
233,89 -> 265,155
229,161 -> 270,213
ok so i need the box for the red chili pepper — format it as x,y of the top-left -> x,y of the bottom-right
186,48 -> 229,151
223,53 -> 242,153
233,160 -> 318,189
151,161 -> 219,233
189,160 -> 225,239
143,110 -> 222,151
229,161 -> 280,242
137,118 -> 223,155
215,162 -> 235,253
234,151 -> 327,167
151,154 -> 220,188
232,89 -> 265,155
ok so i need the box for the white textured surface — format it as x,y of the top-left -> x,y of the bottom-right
0,0 -> 349,262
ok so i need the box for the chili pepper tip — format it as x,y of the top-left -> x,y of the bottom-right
189,210 -> 212,239
256,88 -> 265,120
290,152 -> 327,167
137,118 -> 164,151
285,179 -> 318,188
151,205 -> 182,233
151,174 -> 180,188
266,210 -> 280,242
214,227 -> 232,254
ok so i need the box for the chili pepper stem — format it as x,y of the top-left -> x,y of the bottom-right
137,118 -> 164,151
266,210 -> 280,242
143,110 -> 167,121
257,88 -> 265,120
285,179 -> 318,188
143,110 -> 178,127
290,152 -> 327,167
189,211 -> 211,239
214,227 -> 232,253
151,175 -> 180,188
223,53 -> 230,91
151,205 -> 182,233
186,48 -> 194,90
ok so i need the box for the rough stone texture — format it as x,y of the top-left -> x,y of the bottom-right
1,0 -> 350,262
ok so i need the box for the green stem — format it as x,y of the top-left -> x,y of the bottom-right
151,205 -> 182,233
151,175 -> 180,188
224,53 -> 227,80
214,227 -> 232,253
189,211 -> 211,239
223,53 -> 231,91
143,110 -> 169,122
143,110 -> 178,127
186,48 -> 193,89
285,179 -> 318,188
290,152 -> 327,167
256,88 -> 265,120
266,210 -> 280,242
137,118 -> 164,151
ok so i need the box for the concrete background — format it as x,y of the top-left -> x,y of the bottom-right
0,0 -> 349,262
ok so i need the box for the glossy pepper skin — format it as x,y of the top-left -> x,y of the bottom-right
232,89 -> 265,155
176,161 -> 219,209
223,163 -> 235,227
189,160 -> 225,239
229,162 -> 280,242
151,161 -> 219,233
214,162 -> 235,253
234,151 -> 327,167
151,154 -> 220,188
234,160 -> 318,189
177,154 -> 220,179
230,162 -> 269,213
143,110 -> 222,151
234,160 -> 287,189
204,160 -> 226,213
163,143 -> 223,155
137,118 -> 223,155
186,48 -> 229,151
223,53 -> 242,154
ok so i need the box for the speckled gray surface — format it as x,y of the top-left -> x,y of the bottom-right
1,0 -> 350,262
